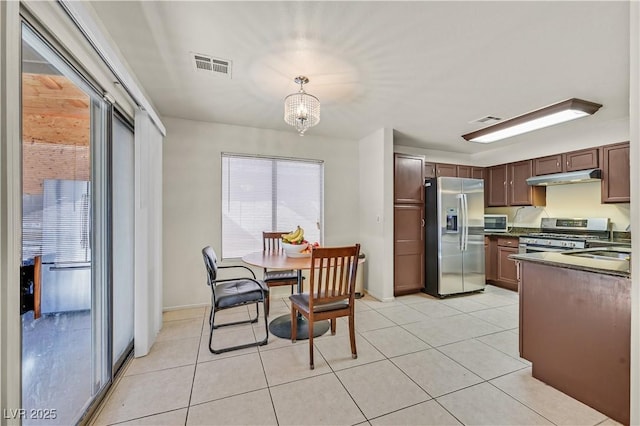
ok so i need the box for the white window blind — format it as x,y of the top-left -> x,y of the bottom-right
221,154 -> 323,259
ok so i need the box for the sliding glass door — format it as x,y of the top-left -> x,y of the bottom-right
111,113 -> 135,372
21,23 -> 110,425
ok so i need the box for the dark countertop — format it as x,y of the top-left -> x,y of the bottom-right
485,231 -> 632,245
484,231 -> 528,238
511,248 -> 631,278
588,240 -> 632,248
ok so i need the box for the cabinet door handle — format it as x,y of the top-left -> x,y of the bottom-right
421,219 -> 425,227
566,160 -> 570,167
504,181 -> 507,186
510,181 -> 513,185
556,161 -> 559,167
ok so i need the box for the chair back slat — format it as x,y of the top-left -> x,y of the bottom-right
263,231 -> 288,252
308,244 -> 360,309
202,245 -> 219,285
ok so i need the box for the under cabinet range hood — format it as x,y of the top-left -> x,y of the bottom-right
526,168 -> 602,186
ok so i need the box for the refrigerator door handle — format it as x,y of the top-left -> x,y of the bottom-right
462,193 -> 469,251
457,194 -> 463,250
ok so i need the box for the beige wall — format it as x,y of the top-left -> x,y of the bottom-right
358,128 -> 394,302
162,117 -> 361,309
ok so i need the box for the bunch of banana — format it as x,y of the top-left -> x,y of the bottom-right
281,226 -> 305,244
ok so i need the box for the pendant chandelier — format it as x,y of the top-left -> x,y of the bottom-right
284,76 -> 320,136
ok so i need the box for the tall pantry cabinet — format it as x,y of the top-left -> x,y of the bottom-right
394,154 -> 425,295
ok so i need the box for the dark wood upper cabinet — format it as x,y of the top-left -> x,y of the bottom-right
436,163 -> 457,177
564,148 -> 599,172
601,142 -> 630,203
509,160 -> 545,206
487,164 -> 508,207
424,162 -> 436,179
456,165 -> 472,178
533,154 -> 563,175
488,161 -> 545,207
471,167 -> 485,179
473,167 -> 488,207
394,154 -> 424,204
534,148 -> 599,176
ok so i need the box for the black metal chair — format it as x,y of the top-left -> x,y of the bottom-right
202,246 -> 269,354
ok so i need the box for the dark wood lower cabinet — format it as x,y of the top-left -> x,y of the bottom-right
496,246 -> 518,291
394,204 -> 424,295
485,237 -> 497,282
519,261 -> 630,425
485,236 -> 518,291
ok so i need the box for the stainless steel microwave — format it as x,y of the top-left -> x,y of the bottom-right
484,214 -> 509,233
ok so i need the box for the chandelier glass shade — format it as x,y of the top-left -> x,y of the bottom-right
284,76 -> 320,135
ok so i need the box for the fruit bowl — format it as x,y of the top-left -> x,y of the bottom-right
281,241 -> 309,256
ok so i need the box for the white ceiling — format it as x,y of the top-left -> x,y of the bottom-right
90,1 -> 630,154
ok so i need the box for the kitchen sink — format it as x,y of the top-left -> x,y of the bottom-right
563,247 -> 631,262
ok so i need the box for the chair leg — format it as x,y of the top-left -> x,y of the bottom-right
308,319 -> 314,370
209,295 -> 214,326
262,297 -> 269,343
209,301 -> 269,354
331,318 -> 336,335
349,312 -> 357,359
265,294 -> 270,316
291,305 -> 298,343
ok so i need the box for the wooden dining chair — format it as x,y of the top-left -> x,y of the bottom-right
262,231 -> 300,314
290,244 -> 361,369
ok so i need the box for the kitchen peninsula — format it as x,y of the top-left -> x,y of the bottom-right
512,248 -> 631,424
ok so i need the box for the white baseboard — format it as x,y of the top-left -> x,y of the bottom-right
163,302 -> 209,312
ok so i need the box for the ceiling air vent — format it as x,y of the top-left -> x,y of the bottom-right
192,53 -> 232,78
469,115 -> 501,124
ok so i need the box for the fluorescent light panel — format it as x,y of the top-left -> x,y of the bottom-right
462,98 -> 602,143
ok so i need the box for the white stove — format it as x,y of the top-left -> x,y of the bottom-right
519,218 -> 610,253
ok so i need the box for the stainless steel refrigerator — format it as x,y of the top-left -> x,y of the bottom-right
424,177 -> 485,297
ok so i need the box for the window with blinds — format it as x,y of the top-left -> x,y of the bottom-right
221,154 -> 323,259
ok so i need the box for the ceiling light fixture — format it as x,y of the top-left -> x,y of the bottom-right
284,76 -> 320,136
462,98 -> 602,143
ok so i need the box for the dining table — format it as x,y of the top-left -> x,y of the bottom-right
241,250 -> 364,340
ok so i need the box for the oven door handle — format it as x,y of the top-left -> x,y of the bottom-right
520,244 -> 570,254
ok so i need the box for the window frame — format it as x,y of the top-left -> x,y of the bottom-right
220,152 -> 324,260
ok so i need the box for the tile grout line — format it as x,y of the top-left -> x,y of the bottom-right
253,302 -> 281,425
183,306 -> 209,425
484,379 -> 558,425
136,289 -> 611,425
353,296 -> 488,424
366,292 -> 534,424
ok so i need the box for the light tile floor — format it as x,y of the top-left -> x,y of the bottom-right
91,285 -> 620,426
